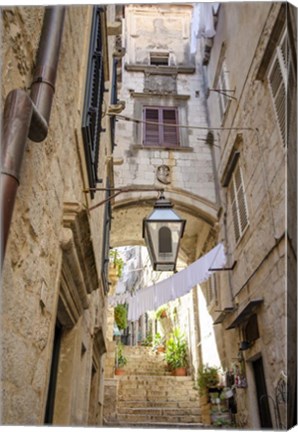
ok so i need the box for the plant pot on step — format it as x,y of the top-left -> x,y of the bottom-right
172,367 -> 187,376
115,368 -> 125,376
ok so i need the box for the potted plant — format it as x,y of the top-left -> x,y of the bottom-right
115,341 -> 127,375
114,304 -> 128,331
197,364 -> 220,395
153,332 -> 165,353
165,327 -> 188,376
155,305 -> 168,320
109,249 -> 124,282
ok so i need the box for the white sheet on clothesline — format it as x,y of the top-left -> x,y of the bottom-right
108,243 -> 227,322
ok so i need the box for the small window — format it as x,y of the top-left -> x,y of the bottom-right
229,163 -> 249,243
143,106 -> 179,147
150,52 -> 169,66
243,314 -> 259,342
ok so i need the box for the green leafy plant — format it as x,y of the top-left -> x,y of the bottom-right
114,304 -> 127,330
115,342 -> 127,368
197,364 -> 220,395
141,333 -> 153,347
152,332 -> 165,351
165,327 -> 188,369
109,249 -> 124,278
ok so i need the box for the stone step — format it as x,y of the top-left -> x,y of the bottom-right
118,375 -> 194,383
117,407 -> 200,416
117,413 -> 202,424
119,375 -> 195,389
118,389 -> 199,399
117,399 -> 201,409
104,420 -> 207,429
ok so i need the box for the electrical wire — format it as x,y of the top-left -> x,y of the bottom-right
106,112 -> 256,133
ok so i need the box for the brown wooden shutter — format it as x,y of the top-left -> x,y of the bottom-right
144,108 -> 159,146
162,109 -> 179,146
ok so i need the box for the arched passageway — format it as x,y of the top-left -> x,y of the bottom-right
110,188 -> 219,264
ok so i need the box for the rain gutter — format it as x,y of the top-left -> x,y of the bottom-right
1,7 -> 65,266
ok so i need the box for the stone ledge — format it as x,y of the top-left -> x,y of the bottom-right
132,145 -> 194,152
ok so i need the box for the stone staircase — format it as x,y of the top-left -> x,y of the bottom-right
104,345 -> 204,428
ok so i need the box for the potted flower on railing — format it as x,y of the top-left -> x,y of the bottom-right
109,249 -> 124,283
115,341 -> 127,376
165,327 -> 188,376
155,305 -> 168,320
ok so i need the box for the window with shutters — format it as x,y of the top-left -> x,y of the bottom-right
217,60 -> 231,121
110,58 -> 118,152
143,106 -> 179,147
206,274 -> 217,307
229,163 -> 249,243
82,6 -> 105,199
268,29 -> 294,146
101,179 -> 112,295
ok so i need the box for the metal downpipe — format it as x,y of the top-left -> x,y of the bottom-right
1,7 -> 65,266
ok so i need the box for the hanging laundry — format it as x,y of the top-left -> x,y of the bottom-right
126,243 -> 226,322
190,3 -> 218,54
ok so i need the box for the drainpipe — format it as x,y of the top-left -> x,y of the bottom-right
1,7 -> 65,266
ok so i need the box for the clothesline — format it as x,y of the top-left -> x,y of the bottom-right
108,243 -> 226,322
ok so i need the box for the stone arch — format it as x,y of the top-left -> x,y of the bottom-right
110,187 -> 218,263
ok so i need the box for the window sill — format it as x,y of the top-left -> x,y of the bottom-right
132,145 -> 194,152
125,64 -> 195,74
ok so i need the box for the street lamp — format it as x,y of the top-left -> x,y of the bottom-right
142,192 -> 186,272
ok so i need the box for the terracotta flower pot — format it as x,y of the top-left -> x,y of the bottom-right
172,367 -> 187,376
115,368 -> 125,376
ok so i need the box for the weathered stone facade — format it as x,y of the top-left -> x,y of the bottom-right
1,5 -> 121,425
111,4 -> 218,263
201,3 -> 296,429
1,3 -> 296,429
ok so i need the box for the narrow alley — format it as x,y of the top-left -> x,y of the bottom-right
0,2 -> 296,430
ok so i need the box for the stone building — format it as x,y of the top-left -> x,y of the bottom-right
1,4 -> 124,425
108,2 -> 296,430
195,2 -> 296,429
1,2 -> 296,430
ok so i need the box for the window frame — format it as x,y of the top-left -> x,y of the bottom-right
150,52 -> 170,66
143,106 -> 180,148
229,162 -> 249,244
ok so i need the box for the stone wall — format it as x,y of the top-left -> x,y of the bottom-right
1,5 -> 117,425
204,3 -> 292,429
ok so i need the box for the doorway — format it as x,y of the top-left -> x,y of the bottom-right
252,357 -> 273,428
44,321 -> 62,424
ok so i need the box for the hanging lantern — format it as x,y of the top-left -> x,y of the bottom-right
142,193 -> 186,271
